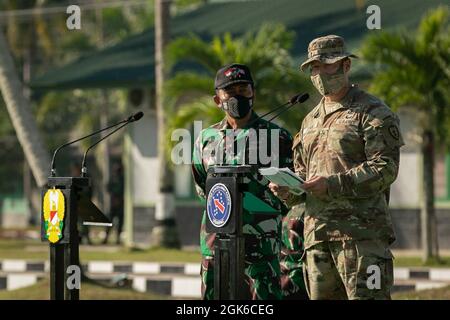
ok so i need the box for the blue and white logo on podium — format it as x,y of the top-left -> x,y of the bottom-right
207,183 -> 232,228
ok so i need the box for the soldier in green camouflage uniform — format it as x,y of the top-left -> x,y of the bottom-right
192,63 -> 293,300
280,204 -> 308,299
270,35 -> 404,300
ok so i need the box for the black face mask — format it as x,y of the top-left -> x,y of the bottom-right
221,95 -> 253,119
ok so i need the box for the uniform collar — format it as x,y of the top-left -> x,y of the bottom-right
217,117 -> 229,131
319,84 -> 359,116
218,111 -> 260,132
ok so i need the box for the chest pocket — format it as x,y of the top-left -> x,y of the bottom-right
301,127 -> 320,153
328,115 -> 365,157
201,135 -> 224,168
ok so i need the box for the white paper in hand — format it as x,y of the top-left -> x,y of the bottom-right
259,167 -> 305,195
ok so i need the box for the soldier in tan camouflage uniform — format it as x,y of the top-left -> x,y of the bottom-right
269,35 -> 404,300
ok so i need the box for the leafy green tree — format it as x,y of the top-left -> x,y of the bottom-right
0,0 -> 156,224
360,6 -> 449,262
165,23 -> 314,144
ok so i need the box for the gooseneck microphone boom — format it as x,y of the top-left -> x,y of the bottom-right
50,111 -> 144,176
80,111 -> 144,177
246,92 -> 309,127
266,93 -> 309,123
225,92 -> 309,167
126,111 -> 144,123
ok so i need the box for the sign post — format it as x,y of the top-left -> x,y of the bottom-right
42,176 -> 111,300
205,165 -> 280,299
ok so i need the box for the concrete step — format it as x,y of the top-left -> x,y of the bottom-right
0,272 -> 201,298
5,260 -> 450,281
2,271 -> 449,298
393,279 -> 450,293
0,259 -> 200,276
2,260 -> 450,298
0,273 -> 45,291
394,267 -> 450,281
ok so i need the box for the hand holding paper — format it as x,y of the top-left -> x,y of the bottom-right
259,167 -> 305,195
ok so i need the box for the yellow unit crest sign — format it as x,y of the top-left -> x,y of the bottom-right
43,189 -> 65,243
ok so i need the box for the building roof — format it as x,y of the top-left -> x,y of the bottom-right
30,0 -> 444,90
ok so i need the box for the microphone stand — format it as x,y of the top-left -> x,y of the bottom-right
42,112 -> 142,300
50,115 -> 138,177
266,102 -> 300,123
81,121 -> 130,177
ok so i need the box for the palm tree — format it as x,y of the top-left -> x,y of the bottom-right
360,6 -> 449,262
0,30 -> 50,188
165,23 -> 313,139
161,23 -> 312,250
152,0 -> 181,248
0,0 -> 65,217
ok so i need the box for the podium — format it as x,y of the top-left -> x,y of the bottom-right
41,176 -> 111,300
205,166 -> 280,300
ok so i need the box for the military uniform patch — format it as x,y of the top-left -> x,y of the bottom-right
207,183 -> 232,228
388,125 -> 400,140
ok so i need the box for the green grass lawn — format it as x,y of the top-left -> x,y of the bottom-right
3,234 -> 450,300
393,256 -> 450,268
2,238 -> 450,267
80,246 -> 200,262
0,278 -> 169,300
1,277 -> 448,300
393,285 -> 450,300
0,239 -> 201,262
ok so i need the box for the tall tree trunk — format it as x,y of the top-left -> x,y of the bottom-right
0,30 -> 50,187
421,129 -> 438,262
152,0 -> 180,248
22,22 -> 43,226
96,5 -> 111,222
22,38 -> 33,225
99,90 -> 111,219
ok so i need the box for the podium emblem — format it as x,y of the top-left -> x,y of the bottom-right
43,189 -> 65,243
207,183 -> 232,228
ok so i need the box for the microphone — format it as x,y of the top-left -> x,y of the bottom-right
242,93 -> 309,166
80,112 -> 144,177
266,93 -> 309,123
50,111 -> 144,177
246,92 -> 309,127
127,111 -> 144,122
213,93 -> 309,166
257,93 -> 304,119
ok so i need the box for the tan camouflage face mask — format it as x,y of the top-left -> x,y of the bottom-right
310,63 -> 346,96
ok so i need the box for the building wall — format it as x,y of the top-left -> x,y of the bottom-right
124,206 -> 450,250
390,152 -> 421,209
0,196 -> 29,228
123,88 -> 159,247
389,108 -> 421,209
391,209 -> 450,249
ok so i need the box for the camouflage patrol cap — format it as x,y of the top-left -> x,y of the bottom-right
300,35 -> 358,72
